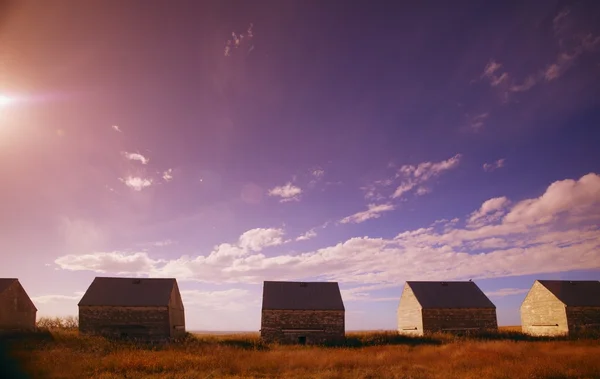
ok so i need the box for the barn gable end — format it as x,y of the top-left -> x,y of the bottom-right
398,281 -> 497,335
260,281 -> 345,344
78,277 -> 185,340
0,279 -> 37,331
521,280 -> 600,336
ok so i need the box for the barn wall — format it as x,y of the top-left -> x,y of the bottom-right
397,283 -> 423,336
0,282 -> 37,331
168,284 -> 186,338
566,306 -> 600,333
261,309 -> 345,344
79,306 -> 170,340
421,308 -> 497,333
521,281 -> 568,336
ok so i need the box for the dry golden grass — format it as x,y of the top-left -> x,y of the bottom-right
2,329 -> 600,379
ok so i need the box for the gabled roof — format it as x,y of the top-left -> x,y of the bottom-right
78,277 -> 178,307
538,280 -> 600,307
262,281 -> 345,311
407,281 -> 496,309
0,278 -> 17,293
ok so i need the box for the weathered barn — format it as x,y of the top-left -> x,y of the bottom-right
521,280 -> 600,336
260,281 -> 345,344
78,277 -> 185,340
0,279 -> 37,331
397,281 -> 498,335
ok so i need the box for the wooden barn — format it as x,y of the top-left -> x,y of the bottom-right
0,278 -> 37,331
397,281 -> 498,335
521,280 -> 600,336
260,281 -> 345,344
78,277 -> 185,340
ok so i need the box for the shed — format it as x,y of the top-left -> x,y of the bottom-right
78,277 -> 185,340
260,281 -> 345,344
521,280 -> 600,336
0,279 -> 37,331
397,281 -> 498,335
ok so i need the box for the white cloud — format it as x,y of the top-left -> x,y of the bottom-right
181,289 -> 257,311
467,197 -> 511,228
312,169 -> 325,178
392,154 -> 461,198
340,203 -> 395,224
268,183 -> 302,202
163,169 -> 173,182
483,158 -> 505,172
296,229 -> 317,241
55,251 -> 160,273
120,176 -> 152,191
54,174 -> 600,303
122,152 -> 149,165
510,76 -> 536,92
111,125 -> 122,132
238,228 -> 285,251
481,60 -> 502,78
31,292 -> 84,304
485,288 -> 529,297
468,113 -> 489,131
152,239 -> 175,247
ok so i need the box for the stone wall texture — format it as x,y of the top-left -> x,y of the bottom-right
421,308 -> 498,334
0,282 -> 36,331
521,281 -> 569,336
261,309 -> 345,344
79,306 -> 171,340
397,283 -> 423,336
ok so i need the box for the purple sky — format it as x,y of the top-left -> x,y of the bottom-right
1,0 -> 599,330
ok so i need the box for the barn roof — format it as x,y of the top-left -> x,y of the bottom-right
262,281 -> 345,310
0,278 -> 18,293
78,277 -> 177,307
538,280 -> 600,307
407,281 -> 496,308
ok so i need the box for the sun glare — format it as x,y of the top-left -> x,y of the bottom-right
0,94 -> 15,107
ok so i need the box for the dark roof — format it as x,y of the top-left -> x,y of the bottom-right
538,280 -> 600,307
262,281 -> 345,310
407,281 -> 496,309
78,277 -> 177,306
0,278 -> 17,293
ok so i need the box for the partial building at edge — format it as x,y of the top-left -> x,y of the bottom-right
78,277 -> 185,340
260,281 -> 345,344
397,281 -> 497,335
0,278 -> 37,331
521,280 -> 600,336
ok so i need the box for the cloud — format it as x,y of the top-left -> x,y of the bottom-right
468,113 -> 489,131
467,197 -> 511,228
152,239 -> 175,247
296,229 -> 317,241
483,158 -> 505,172
481,60 -> 502,78
111,125 -> 122,132
31,292 -> 84,304
181,289 -> 256,311
54,174 -> 600,303
163,169 -> 173,182
415,187 -> 431,196
509,76 -> 537,92
120,176 -> 152,191
60,218 -> 106,253
122,152 -> 149,165
312,169 -> 325,178
55,251 -> 161,273
268,183 -> 302,202
224,23 -> 254,57
238,228 -> 285,251
485,288 -> 529,297
392,154 -> 461,198
340,203 -> 395,224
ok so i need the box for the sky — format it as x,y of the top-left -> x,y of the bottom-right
1,0 -> 599,331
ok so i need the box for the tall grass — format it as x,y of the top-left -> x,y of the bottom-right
2,319 -> 599,378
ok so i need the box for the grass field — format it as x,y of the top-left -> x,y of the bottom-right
2,327 -> 600,379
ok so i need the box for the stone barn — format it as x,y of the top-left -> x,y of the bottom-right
0,278 -> 37,331
521,280 -> 600,336
78,277 -> 185,340
260,281 -> 345,344
397,281 -> 497,335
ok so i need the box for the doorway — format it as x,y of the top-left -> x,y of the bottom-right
298,336 -> 306,345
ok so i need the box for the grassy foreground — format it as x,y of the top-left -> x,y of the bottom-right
2,328 -> 600,379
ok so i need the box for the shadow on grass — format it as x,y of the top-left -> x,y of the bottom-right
338,332 -> 443,348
